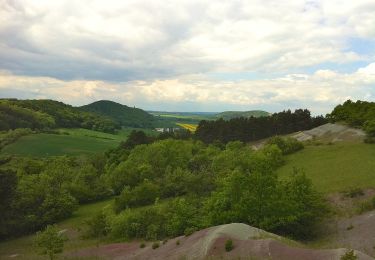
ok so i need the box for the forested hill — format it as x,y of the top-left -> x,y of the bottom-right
0,99 -> 119,133
80,100 -> 156,128
215,110 -> 270,120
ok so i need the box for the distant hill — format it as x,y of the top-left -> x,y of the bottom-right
215,110 -> 270,120
0,99 -> 119,133
80,100 -> 156,128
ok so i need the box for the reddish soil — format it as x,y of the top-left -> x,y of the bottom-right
68,223 -> 374,260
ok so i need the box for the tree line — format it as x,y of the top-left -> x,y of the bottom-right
195,109 -> 327,144
328,99 -> 375,143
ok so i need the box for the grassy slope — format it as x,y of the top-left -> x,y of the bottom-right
1,128 -> 157,157
0,198 -> 114,259
277,142 -> 375,193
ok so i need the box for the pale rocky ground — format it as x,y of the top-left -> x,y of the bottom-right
69,223 -> 374,260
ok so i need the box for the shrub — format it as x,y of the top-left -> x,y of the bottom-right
266,136 -> 304,155
140,242 -> 146,248
176,240 -> 180,245
184,227 -> 197,237
152,242 -> 159,249
34,225 -> 66,260
357,196 -> 375,214
341,249 -> 357,260
225,239 -> 234,252
343,188 -> 364,198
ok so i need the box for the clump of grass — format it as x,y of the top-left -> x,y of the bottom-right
140,242 -> 146,248
340,249 -> 357,260
343,188 -> 364,198
152,242 -> 159,249
357,196 -> 375,214
225,239 -> 234,252
176,240 -> 180,246
184,227 -> 197,237
346,224 -> 354,230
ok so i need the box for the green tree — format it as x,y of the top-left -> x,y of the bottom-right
34,225 -> 66,260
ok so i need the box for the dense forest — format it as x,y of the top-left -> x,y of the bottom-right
328,99 -> 375,142
195,109 -> 327,143
0,99 -> 119,133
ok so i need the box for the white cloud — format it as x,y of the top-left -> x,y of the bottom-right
1,63 -> 374,114
0,0 -> 374,112
0,0 -> 374,81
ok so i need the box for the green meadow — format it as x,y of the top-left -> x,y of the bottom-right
277,142 -> 375,193
1,128 -> 157,157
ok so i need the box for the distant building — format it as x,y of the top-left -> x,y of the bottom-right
155,127 -> 181,133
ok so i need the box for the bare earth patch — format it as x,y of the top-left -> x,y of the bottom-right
67,223 -> 374,260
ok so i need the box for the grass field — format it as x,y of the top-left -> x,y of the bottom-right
176,123 -> 198,132
1,128 -> 158,157
277,142 -> 375,193
0,198 -> 114,259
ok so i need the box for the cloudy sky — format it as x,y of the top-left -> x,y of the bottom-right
0,0 -> 374,114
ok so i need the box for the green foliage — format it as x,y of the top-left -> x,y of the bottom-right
266,136 -> 304,155
84,211 -> 109,238
340,249 -> 357,260
0,128 -> 33,150
196,109 -> 327,144
0,155 -> 112,239
80,100 -> 156,128
215,110 -> 270,120
140,242 -> 146,248
206,168 -> 327,239
225,239 -> 234,252
114,180 -> 160,212
34,225 -> 66,260
0,99 -> 119,133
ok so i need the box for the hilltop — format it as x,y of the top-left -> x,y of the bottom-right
80,100 -> 156,128
215,110 -> 270,120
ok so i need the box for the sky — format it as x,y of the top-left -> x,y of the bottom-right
0,0 -> 374,114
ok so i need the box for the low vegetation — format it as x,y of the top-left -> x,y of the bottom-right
277,142 -> 375,193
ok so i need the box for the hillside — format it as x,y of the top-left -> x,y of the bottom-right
80,100 -> 156,128
69,223 -> 372,259
0,99 -> 119,133
215,110 -> 270,120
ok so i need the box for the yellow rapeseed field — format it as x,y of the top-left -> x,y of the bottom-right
176,123 -> 198,132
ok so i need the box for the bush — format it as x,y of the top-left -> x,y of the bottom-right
225,239 -> 233,252
266,136 -> 304,155
341,249 -> 357,260
34,225 -> 66,260
114,180 -> 160,212
184,227 -> 197,237
140,242 -> 146,248
84,211 -> 109,238
152,242 -> 159,249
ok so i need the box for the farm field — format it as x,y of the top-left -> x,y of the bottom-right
1,128 -> 159,157
277,142 -> 375,194
176,123 -> 198,132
